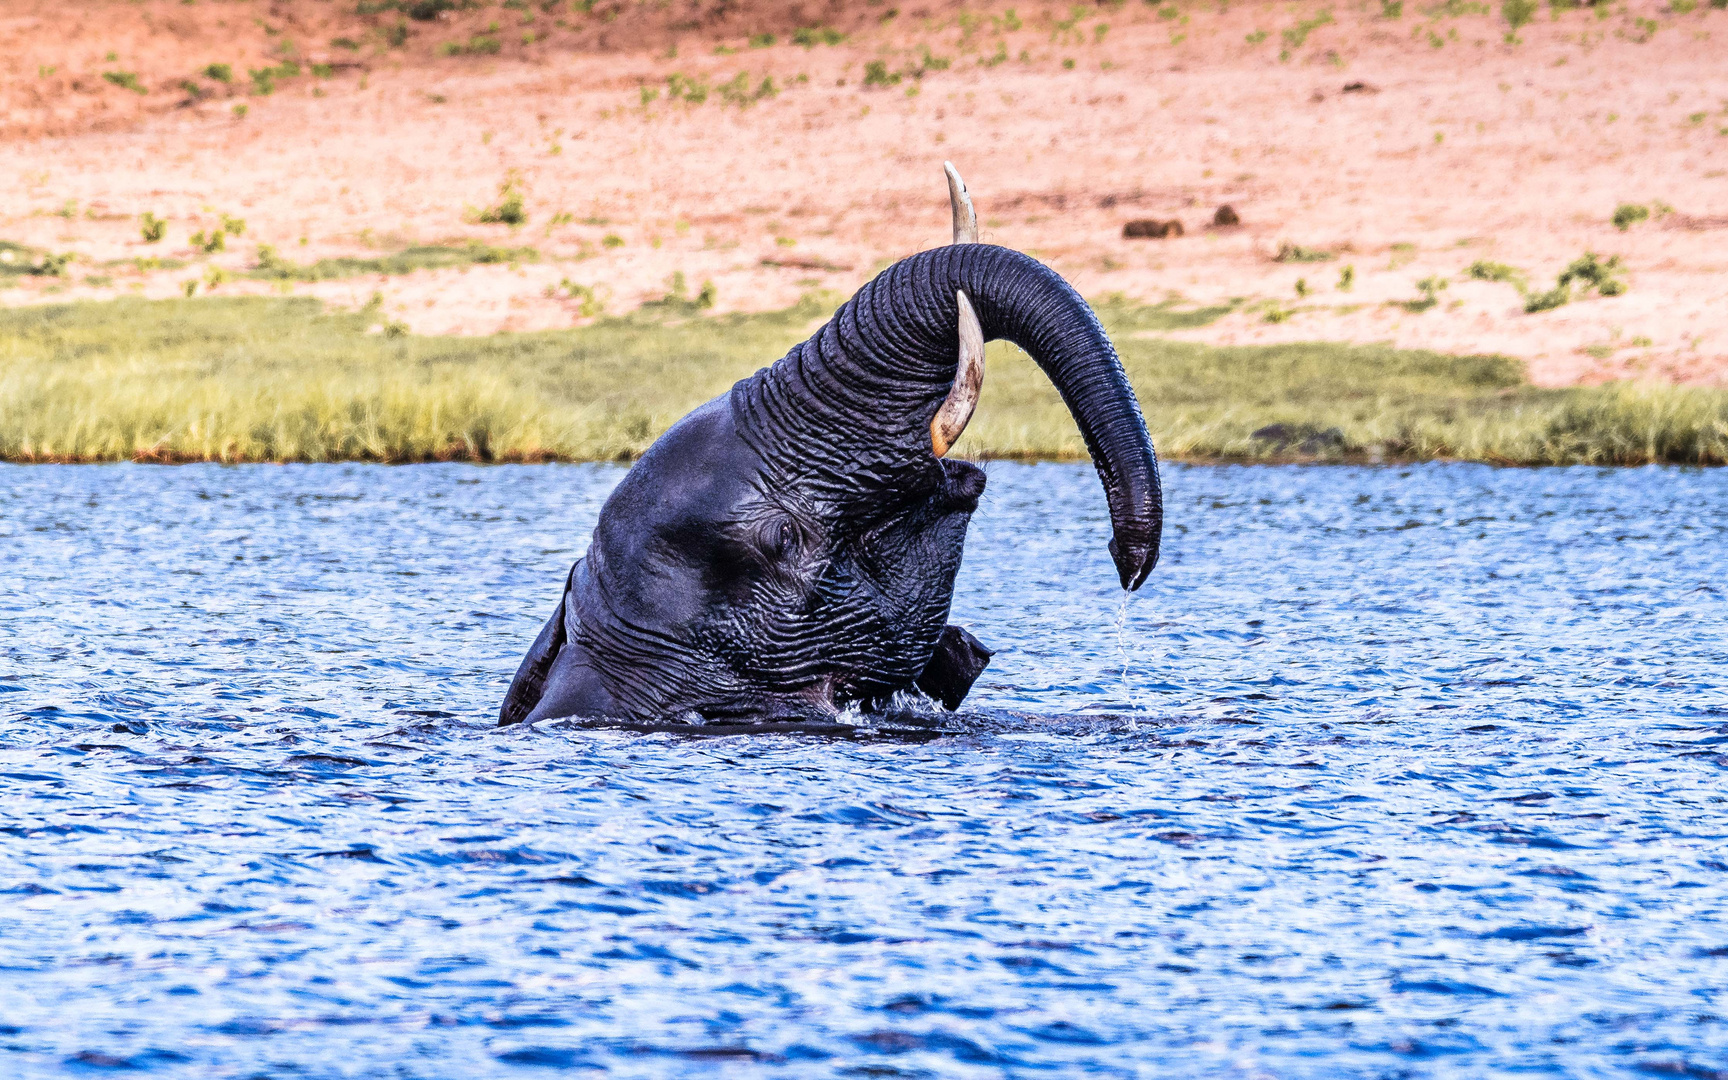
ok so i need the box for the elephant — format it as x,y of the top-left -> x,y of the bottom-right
498,164 -> 1162,726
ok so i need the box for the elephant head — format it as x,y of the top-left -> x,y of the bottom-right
499,165 -> 1162,725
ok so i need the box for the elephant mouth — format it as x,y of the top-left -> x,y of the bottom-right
933,459 -> 986,513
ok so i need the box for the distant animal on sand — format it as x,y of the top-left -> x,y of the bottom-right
499,164 -> 1162,725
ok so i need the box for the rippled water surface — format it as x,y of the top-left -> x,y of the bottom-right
2,462 -> 1726,1078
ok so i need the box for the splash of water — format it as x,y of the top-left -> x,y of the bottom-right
1114,590 -> 1133,694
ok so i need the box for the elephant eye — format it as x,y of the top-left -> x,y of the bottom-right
759,518 -> 796,559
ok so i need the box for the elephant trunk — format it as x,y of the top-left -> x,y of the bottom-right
731,243 -> 1162,590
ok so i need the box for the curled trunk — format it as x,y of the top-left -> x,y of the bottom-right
732,244 -> 1162,589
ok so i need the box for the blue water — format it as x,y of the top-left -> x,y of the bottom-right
1,462 -> 1725,1078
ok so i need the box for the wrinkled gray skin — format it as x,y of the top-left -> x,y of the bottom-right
499,244 -> 1162,725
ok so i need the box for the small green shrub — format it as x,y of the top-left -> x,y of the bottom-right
103,71 -> 146,94
1282,9 -> 1334,50
717,72 -> 777,106
476,179 -> 527,226
1,243 -> 72,278
1337,265 -> 1355,291
140,213 -> 166,244
1524,252 -> 1625,313
1556,251 -> 1626,296
254,243 -> 289,276
1397,276 -> 1449,313
665,72 -> 709,103
547,278 -> 606,317
1524,285 -> 1567,313
863,60 -> 899,87
1467,259 -> 1527,288
791,26 -> 845,47
204,63 -> 232,82
221,215 -> 246,237
1612,203 -> 1650,230
916,48 -> 953,74
190,229 -> 226,254
1502,0 -> 1537,37
862,48 -> 952,90
642,272 -> 719,315
1275,242 -> 1334,263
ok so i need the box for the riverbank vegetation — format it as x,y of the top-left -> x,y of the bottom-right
1,295 -> 1724,466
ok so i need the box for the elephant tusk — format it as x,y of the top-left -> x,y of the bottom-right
944,161 -> 978,244
933,163 -> 984,458
931,289 -> 985,457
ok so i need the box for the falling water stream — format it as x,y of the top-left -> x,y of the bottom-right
1,461 -> 1725,1078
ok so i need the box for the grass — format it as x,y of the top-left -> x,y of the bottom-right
249,241 -> 537,281
0,294 -> 1724,466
